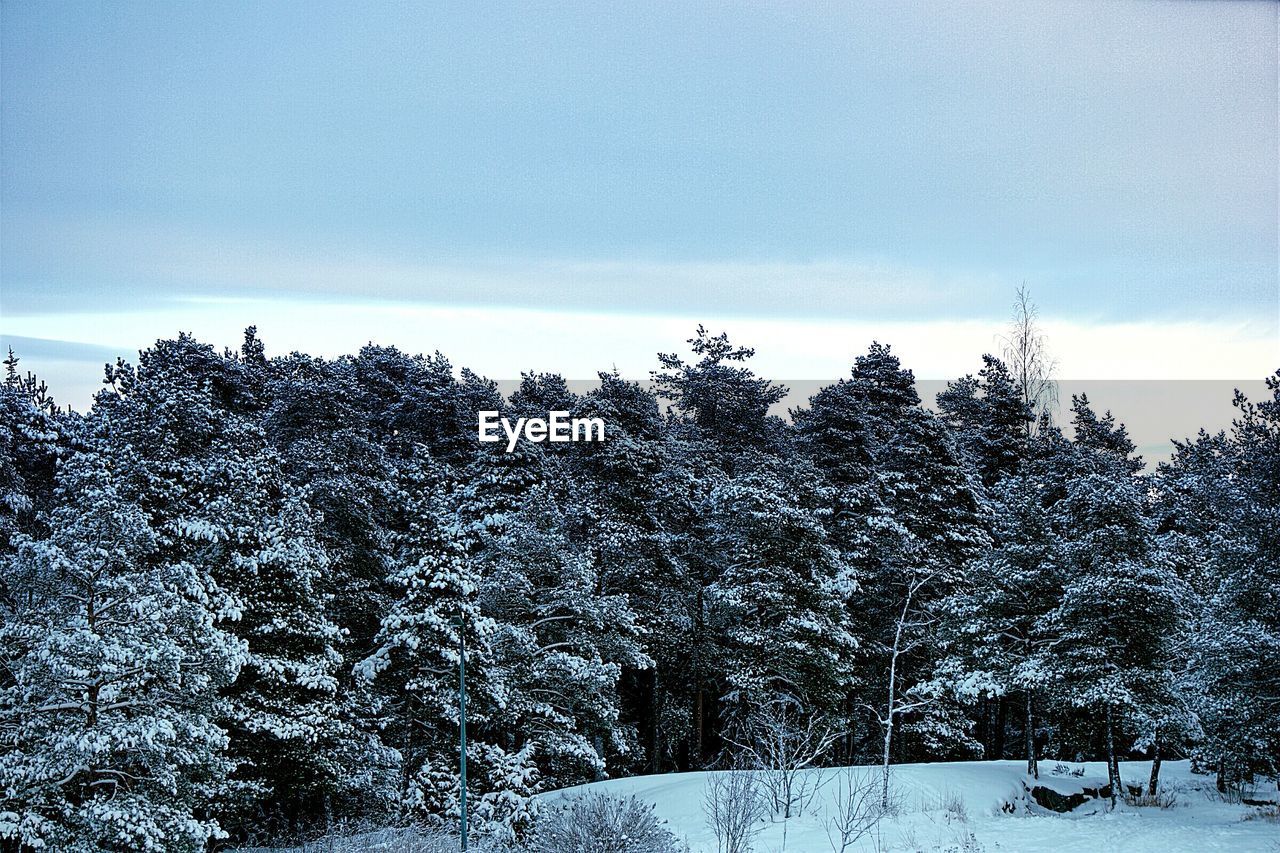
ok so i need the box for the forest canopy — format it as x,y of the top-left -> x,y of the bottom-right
0,327 -> 1276,851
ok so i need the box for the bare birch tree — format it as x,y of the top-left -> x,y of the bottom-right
999,285 -> 1059,433
864,569 -> 938,809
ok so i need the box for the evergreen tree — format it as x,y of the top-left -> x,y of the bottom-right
1167,374 -> 1280,790
1034,398 -> 1188,804
707,455 -> 858,731
652,326 -> 788,459
568,372 -> 685,774
357,454 -> 527,830
352,346 -> 502,467
0,449 -> 243,852
479,488 -> 649,787
92,336 -> 373,836
936,354 -> 1034,486
936,476 -> 1055,777
1069,394 -> 1143,474
797,344 -> 989,797
0,355 -> 70,558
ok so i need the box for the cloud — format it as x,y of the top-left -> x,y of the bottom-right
7,218 -> 1276,335
4,296 -> 1273,389
0,335 -> 125,363
0,218 -> 1023,319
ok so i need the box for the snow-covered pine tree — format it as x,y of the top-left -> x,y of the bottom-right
1068,393 -> 1144,474
352,346 -> 502,467
936,354 -> 1034,487
788,343 -> 988,799
0,448 -> 243,852
651,330 -> 793,768
1167,374 -> 1280,792
358,451 -> 536,836
212,456 -> 375,833
478,486 -> 650,787
651,325 -> 789,461
795,344 -> 990,800
935,455 -> 1063,778
259,347 -> 406,820
456,411 -> 545,546
92,336 -> 370,837
263,349 -> 398,649
706,454 -> 858,736
508,372 -> 580,421
0,354 -> 69,557
1034,396 -> 1188,805
565,371 -> 685,774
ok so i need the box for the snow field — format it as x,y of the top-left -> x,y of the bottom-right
544,760 -> 1279,853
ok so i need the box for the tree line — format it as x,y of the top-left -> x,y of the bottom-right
0,315 -> 1276,850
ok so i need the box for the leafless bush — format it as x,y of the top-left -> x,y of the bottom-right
703,770 -> 767,853
730,697 -> 839,820
946,828 -> 986,853
942,790 -> 967,824
1125,789 -> 1180,809
231,824 -> 503,852
529,792 -> 686,853
824,767 -> 886,853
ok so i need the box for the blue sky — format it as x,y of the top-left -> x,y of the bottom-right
1,0 -> 1276,407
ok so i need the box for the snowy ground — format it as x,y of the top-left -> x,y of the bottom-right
543,760 -> 1278,853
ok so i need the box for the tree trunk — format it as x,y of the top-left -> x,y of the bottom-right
694,688 -> 704,767
881,590 -> 911,809
993,696 -> 1007,759
881,634 -> 899,809
650,667 -> 661,773
1024,691 -> 1038,779
1147,736 -> 1162,797
1104,705 -> 1121,808
881,712 -> 893,811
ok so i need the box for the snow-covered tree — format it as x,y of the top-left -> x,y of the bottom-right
936,471 -> 1061,778
0,354 -> 68,558
0,449 -> 243,851
479,487 -> 649,786
567,372 -> 686,774
0,321 -> 1271,838
936,355 -> 1034,487
1034,397 -> 1188,804
707,455 -> 858,734
1162,374 -> 1280,791
358,453 -> 517,827
797,344 -> 989,792
92,335 -> 376,836
652,325 -> 789,459
650,330 -> 794,768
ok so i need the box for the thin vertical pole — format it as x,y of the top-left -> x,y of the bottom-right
459,618 -> 468,851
